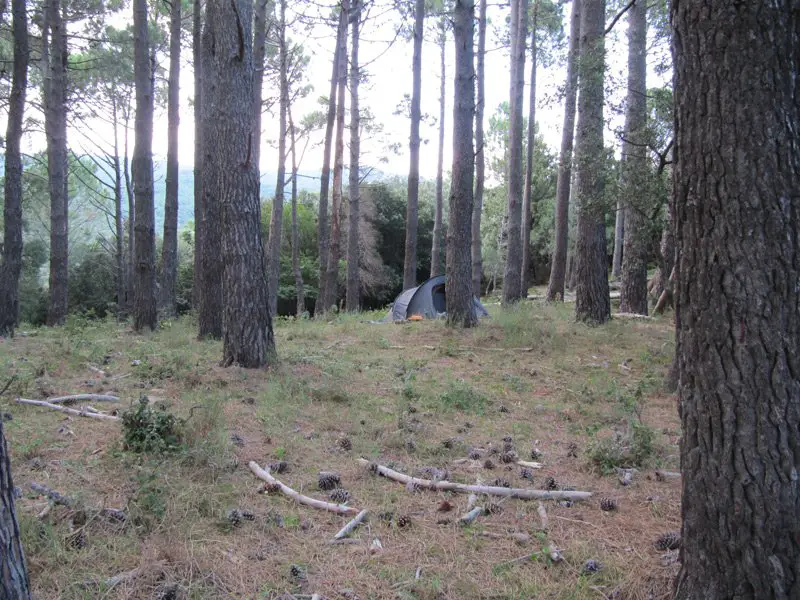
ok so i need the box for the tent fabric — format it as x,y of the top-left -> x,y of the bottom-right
384,275 -> 489,322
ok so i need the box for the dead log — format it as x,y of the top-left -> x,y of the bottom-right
46,394 -> 119,404
15,398 -> 120,421
359,459 -> 592,501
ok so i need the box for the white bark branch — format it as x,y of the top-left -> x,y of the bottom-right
16,398 -> 121,421
332,509 -> 369,540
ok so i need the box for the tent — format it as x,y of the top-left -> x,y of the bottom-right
384,275 -> 489,322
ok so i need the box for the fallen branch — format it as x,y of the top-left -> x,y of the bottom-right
614,312 -> 652,320
655,469 -> 681,481
332,509 -> 369,540
86,365 -> 108,377
459,506 -> 484,525
15,398 -> 120,421
359,459 -> 592,501
474,531 -> 531,543
81,561 -> 166,589
46,394 -> 120,404
31,482 -> 72,506
516,461 -> 543,469
248,461 -> 359,515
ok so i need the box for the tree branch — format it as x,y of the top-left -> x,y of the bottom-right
604,0 -> 636,36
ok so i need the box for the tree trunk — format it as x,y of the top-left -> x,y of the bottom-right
430,20 -> 446,279
545,0 -> 580,302
520,0 -> 538,296
0,421 -> 31,599
471,0 -> 487,297
316,17 -> 342,313
132,0 -> 157,332
45,0 -> 69,326
267,0 -> 288,318
112,100 -> 125,317
0,0 -> 28,338
345,0 -> 361,311
501,0 -> 528,305
672,1 -> 800,597
572,0 -> 609,325
198,3 -> 223,338
160,0 -> 181,318
403,0 -> 425,291
124,115 -> 135,312
192,0 -> 203,310
447,0 -> 477,329
320,4 -> 349,314
618,0 -> 648,315
611,199 -> 623,278
252,0 -> 269,167
207,0 -> 276,368
288,112 -> 304,316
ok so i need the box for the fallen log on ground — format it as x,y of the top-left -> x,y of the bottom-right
332,509 -> 369,540
15,398 -> 120,421
46,394 -> 119,404
358,459 -> 592,501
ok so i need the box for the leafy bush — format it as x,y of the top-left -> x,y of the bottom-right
121,396 -> 183,454
438,381 -> 487,414
586,419 -> 657,473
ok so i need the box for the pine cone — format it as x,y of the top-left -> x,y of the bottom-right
484,502 -> 503,515
268,460 -> 288,474
483,459 -> 495,470
378,510 -> 395,523
530,448 -> 543,460
338,437 -> 353,451
520,467 -> 534,481
502,435 -> 513,443
498,405 -> 510,413
397,515 -> 411,528
492,478 -> 511,488
599,497 -> 618,512
655,531 -> 681,551
558,500 -> 573,508
330,488 -> 351,504
227,509 -> 242,527
67,529 -> 86,550
503,441 -> 515,452
262,482 -> 281,495
468,448 -> 482,460
500,450 -> 518,464
318,471 -> 341,490
405,438 -> 417,452
566,442 -> 579,458
582,559 -> 603,574
442,437 -> 457,449
240,510 -> 256,521
289,564 -> 306,579
544,476 -> 558,490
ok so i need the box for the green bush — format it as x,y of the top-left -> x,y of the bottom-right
121,396 -> 183,454
438,381 -> 487,414
586,419 -> 657,473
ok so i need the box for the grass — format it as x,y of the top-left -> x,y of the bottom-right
0,299 -> 681,599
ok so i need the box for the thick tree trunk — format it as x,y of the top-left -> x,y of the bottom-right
572,0 -> 609,324
673,2 -> 800,596
45,0 -> 69,326
345,0 -> 361,311
267,0 -> 288,318
447,0 -> 477,328
0,0 -> 28,338
471,0 -> 487,297
316,17 -> 341,313
321,4 -> 349,314
618,0 -> 648,315
112,101 -> 125,317
132,0 -> 157,332
288,113 -> 304,316
545,0 -> 580,302
192,0 -> 203,309
160,0 -> 181,318
208,0 -> 276,368
0,421 -> 31,599
430,21 -> 446,279
403,0 -> 425,291
611,200 -> 623,278
252,0 -> 269,167
198,3 -> 223,338
501,0 -> 528,305
520,0 -> 538,296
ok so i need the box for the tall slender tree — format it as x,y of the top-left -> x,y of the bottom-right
0,420 -> 31,599
611,197 -> 623,278
267,0 -> 288,318
316,15 -> 343,312
160,0 -> 181,318
501,0 -> 528,305
0,0 -> 28,337
288,110 -> 305,316
618,0 -> 648,315
207,0 -> 276,367
447,0 -> 477,328
192,0 -> 203,308
430,18 -> 446,279
672,1 -> 799,596
545,0 -> 580,301
519,0 -> 538,294
345,0 -> 362,311
132,0 -> 158,331
44,0 -> 69,326
471,0 -> 487,296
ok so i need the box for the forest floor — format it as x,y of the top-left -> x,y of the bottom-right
0,295 -> 681,600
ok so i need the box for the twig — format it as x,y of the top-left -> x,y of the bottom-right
474,531 -> 531,543
248,461 -> 359,515
359,459 -> 592,501
459,506 -> 484,525
516,461 -> 543,469
46,394 -> 120,404
332,509 -> 369,540
537,502 -> 549,531
604,0 -> 636,35
15,398 -> 121,421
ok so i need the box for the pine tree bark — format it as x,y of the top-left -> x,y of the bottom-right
45,0 -> 69,326
471,0 -> 487,297
198,2 -> 223,338
545,0 -> 580,302
447,0 -> 477,328
403,0 -> 425,291
0,420 -> 31,599
160,0 -> 181,318
267,0 -> 288,318
192,0 -> 203,309
321,3 -> 349,314
132,0 -> 158,332
520,0 -> 538,296
572,0 -> 609,324
673,1 -> 800,596
618,0 -> 648,315
345,0 -> 361,311
430,21 -> 446,279
288,112 -> 304,316
0,0 -> 28,337
501,0 -> 528,305
207,0 -> 276,368
316,16 -> 342,313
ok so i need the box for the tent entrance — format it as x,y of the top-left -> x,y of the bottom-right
431,283 -> 446,314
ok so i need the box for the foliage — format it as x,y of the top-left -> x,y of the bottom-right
121,396 -> 183,454
438,380 -> 487,414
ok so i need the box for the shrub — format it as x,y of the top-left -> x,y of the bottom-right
121,396 -> 183,454
438,381 -> 487,414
